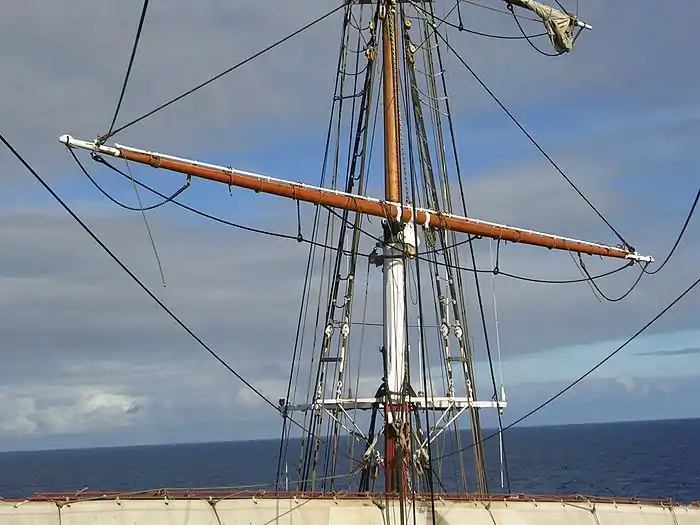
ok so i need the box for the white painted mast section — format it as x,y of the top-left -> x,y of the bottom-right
383,222 -> 418,409
384,237 -> 406,409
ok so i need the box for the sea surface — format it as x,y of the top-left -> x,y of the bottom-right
0,418 -> 697,502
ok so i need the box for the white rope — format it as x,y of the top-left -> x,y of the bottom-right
489,239 -> 505,489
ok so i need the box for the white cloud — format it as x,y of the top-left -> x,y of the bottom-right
0,390 -> 143,436
615,375 -> 636,393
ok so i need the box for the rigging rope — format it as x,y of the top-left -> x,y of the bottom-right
431,25 -> 634,251
578,254 -> 648,302
406,85 -> 439,520
410,1 -> 547,40
69,148 -> 170,286
462,0 -> 541,22
100,4 -> 345,141
69,149 -> 190,211
124,158 -> 167,288
104,0 -> 150,137
400,27 -> 440,505
489,239 -> 507,490
276,5 -> 358,491
403,1 -> 492,492
421,2 -> 510,490
89,155 -> 352,254
322,204 -> 637,285
642,186 -> 700,276
509,3 -> 565,56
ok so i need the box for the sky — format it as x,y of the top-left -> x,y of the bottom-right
0,0 -> 699,452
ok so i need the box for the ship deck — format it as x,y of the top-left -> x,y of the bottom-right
2,490 -> 699,525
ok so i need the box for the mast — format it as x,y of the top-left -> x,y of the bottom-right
58,0 -> 649,500
380,0 -> 409,495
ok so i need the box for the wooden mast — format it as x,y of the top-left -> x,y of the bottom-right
382,0 -> 401,205
380,0 -> 406,495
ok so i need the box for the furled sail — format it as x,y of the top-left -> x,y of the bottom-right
509,0 -> 584,53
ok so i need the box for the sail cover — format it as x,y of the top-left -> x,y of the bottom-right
516,0 -> 577,53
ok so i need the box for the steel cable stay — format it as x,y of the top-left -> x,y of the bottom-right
104,0 -> 151,136
409,0 -> 547,40
400,3 -> 489,492
410,1 -> 511,492
99,4 -> 346,141
276,5 -> 364,491
641,186 -> 700,276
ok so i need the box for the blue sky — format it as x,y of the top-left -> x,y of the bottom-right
0,0 -> 698,452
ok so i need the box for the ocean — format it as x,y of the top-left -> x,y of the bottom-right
0,418 -> 697,502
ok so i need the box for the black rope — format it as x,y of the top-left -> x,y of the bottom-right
323,205 -> 637,284
578,254 -> 647,303
69,148 -> 189,211
509,3 -> 563,56
642,186 -> 699,276
104,0 -> 150,138
411,2 -> 547,40
92,154 -> 350,254
498,261 -> 633,284
460,0 -> 539,22
430,25 -> 634,251
101,4 -> 345,140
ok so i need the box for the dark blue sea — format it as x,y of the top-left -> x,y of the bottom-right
0,418 -> 697,502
